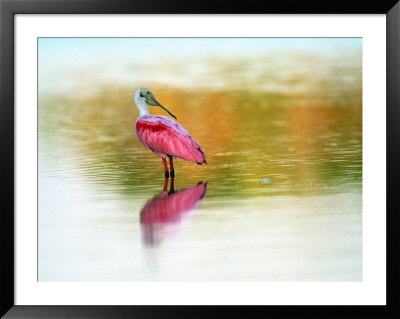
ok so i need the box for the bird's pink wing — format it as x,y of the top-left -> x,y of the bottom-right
136,116 -> 206,163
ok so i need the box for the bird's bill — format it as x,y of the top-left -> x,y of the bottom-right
147,94 -> 177,120
159,104 -> 177,120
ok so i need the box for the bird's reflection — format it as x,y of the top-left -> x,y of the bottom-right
140,178 -> 207,246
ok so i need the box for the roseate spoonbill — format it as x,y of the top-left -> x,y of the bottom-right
140,179 -> 207,245
134,88 -> 207,177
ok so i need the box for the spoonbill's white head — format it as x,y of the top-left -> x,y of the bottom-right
135,88 -> 177,120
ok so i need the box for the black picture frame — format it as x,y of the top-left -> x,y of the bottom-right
1,0 -> 399,318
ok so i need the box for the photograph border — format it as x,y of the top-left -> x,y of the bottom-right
1,0 -> 399,318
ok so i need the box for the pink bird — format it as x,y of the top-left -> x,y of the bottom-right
134,88 -> 207,177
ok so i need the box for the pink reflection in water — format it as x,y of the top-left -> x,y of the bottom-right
140,178 -> 207,246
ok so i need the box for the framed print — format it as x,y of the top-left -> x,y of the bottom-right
1,0 -> 399,318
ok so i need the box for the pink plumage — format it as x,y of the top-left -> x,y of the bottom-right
136,115 -> 207,164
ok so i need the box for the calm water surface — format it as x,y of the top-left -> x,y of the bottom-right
38,45 -> 362,281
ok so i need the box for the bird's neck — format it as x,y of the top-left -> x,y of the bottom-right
134,89 -> 150,116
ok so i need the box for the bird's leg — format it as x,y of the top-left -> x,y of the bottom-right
163,177 -> 169,192
169,177 -> 175,194
162,158 -> 169,178
168,156 -> 175,177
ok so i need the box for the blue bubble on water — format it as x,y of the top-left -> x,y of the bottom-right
263,178 -> 271,183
